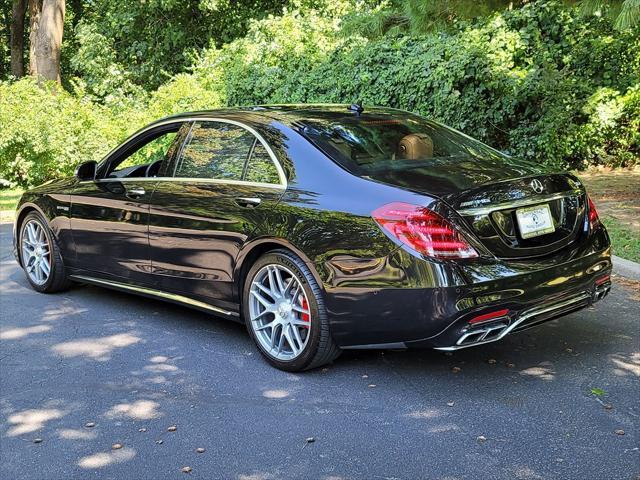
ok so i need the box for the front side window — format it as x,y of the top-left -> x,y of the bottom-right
107,128 -> 182,179
174,122 -> 255,180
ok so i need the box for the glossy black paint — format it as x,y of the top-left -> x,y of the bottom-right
14,105 -> 612,350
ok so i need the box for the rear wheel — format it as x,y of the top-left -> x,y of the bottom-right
243,249 -> 341,371
19,212 -> 71,293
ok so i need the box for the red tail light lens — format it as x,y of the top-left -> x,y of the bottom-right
372,202 -> 478,259
587,195 -> 600,230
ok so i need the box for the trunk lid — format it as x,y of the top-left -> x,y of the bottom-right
367,162 -> 587,259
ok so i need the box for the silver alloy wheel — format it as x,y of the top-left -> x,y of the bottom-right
248,264 -> 311,361
21,219 -> 51,286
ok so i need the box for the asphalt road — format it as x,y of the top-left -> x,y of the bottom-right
1,222 -> 639,480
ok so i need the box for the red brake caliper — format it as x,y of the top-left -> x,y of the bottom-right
300,295 -> 310,328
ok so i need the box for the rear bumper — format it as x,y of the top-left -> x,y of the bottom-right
328,240 -> 612,349
430,284 -> 610,351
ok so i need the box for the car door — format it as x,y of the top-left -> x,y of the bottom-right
69,122 -> 188,282
147,119 -> 287,311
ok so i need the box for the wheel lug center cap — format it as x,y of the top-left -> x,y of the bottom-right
277,302 -> 292,318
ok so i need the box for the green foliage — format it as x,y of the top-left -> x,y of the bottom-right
68,0 -> 292,95
195,1 -> 639,170
0,76 -> 223,186
1,1 -> 638,188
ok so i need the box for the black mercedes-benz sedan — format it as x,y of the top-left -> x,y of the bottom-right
13,104 -> 612,371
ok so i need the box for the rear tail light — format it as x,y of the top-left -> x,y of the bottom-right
595,274 -> 610,286
587,195 -> 600,230
372,202 -> 478,259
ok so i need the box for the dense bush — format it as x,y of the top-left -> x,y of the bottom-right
195,1 -> 639,170
0,76 -> 225,186
1,1 -> 638,187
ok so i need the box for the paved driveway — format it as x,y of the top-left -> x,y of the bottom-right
1,222 -> 638,479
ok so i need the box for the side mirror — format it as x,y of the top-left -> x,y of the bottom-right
75,160 -> 97,181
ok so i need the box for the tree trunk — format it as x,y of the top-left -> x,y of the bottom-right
28,0 -> 42,76
10,0 -> 27,77
28,0 -> 65,83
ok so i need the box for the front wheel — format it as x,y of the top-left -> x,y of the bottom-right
243,249 -> 341,371
19,211 -> 71,293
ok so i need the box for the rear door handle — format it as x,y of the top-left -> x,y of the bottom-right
126,186 -> 146,199
235,197 -> 261,208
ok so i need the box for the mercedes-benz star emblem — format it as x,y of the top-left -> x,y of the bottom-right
530,179 -> 544,193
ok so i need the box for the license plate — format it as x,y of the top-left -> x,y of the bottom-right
515,204 -> 555,239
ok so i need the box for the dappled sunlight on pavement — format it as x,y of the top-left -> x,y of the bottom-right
0,324 -> 51,340
609,352 -> 640,377
6,408 -> 66,437
518,362 -> 556,381
51,332 -> 141,360
77,447 -> 136,469
104,400 -> 162,421
57,428 -> 97,440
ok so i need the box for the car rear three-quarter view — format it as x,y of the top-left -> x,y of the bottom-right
13,104 -> 612,371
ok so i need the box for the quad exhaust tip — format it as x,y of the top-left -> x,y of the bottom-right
435,292 -> 593,351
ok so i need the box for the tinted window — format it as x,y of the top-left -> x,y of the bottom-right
245,143 -> 280,184
175,122 -> 255,180
298,112 -> 511,175
107,129 -> 180,179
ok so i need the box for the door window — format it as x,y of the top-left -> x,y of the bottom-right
106,125 -> 184,179
174,122 -> 255,180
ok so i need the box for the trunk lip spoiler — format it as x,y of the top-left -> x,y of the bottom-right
457,188 -> 582,216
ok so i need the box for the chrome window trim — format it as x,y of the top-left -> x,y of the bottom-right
97,116 -> 288,188
70,274 -> 239,317
78,177 -> 286,190
458,189 -> 582,216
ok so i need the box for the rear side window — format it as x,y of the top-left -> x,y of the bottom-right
244,143 -> 280,184
175,121 -> 255,180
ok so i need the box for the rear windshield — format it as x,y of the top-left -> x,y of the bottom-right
297,111 -> 510,174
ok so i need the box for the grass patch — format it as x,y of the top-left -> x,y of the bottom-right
0,188 -> 24,222
601,215 -> 640,264
0,188 -> 24,210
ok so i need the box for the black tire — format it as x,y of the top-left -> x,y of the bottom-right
18,211 -> 72,293
242,249 -> 341,371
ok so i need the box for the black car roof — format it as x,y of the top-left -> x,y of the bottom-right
158,104 -> 410,126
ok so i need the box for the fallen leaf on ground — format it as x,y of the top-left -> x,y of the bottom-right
476,435 -> 487,443
138,428 -> 147,432
604,404 -> 613,410
487,359 -> 497,364
85,422 -> 95,428
452,367 -> 461,373
167,425 -> 177,432
447,402 -> 455,407
305,437 -> 315,443
33,438 -> 42,444
591,388 -> 606,396
181,466 -> 192,473
155,440 -> 163,444
368,384 -> 377,388
111,443 -> 122,450
196,447 -> 205,453
615,429 -> 625,435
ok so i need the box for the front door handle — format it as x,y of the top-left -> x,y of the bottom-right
126,186 -> 146,199
235,197 -> 261,208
